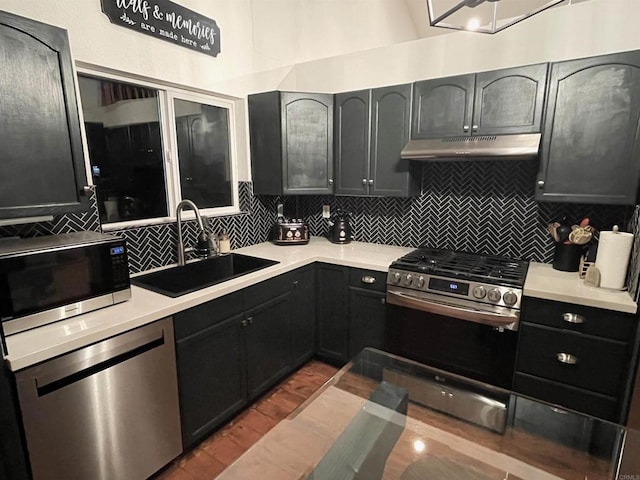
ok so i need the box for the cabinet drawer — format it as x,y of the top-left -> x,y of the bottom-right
349,268 -> 386,292
243,272 -> 293,310
513,372 -> 619,422
521,297 -> 637,341
174,291 -> 244,340
516,323 -> 629,396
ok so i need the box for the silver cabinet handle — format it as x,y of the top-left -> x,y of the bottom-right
328,179 -> 334,185
556,353 -> 578,365
463,125 -> 470,132
368,179 -> 374,185
241,319 -> 248,327
362,276 -> 376,284
362,178 -> 368,185
82,186 -> 92,195
562,313 -> 585,324
472,125 -> 478,132
537,180 -> 545,188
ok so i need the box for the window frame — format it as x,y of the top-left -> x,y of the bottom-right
76,65 -> 240,230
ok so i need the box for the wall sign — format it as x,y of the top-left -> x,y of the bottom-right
101,0 -> 221,57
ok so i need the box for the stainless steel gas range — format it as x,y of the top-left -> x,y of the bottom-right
385,247 -> 529,389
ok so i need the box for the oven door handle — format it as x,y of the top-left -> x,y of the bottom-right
386,290 -> 519,330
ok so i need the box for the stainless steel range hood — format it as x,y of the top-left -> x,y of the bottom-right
401,133 -> 541,161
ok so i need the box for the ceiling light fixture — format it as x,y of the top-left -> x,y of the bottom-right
426,0 -> 567,34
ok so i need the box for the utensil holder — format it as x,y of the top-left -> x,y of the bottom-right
552,243 -> 584,272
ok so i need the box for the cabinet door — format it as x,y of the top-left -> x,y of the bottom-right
473,64 -> 548,135
348,287 -> 387,358
245,292 -> 292,399
370,84 -> 419,197
0,11 -> 88,219
411,74 -> 474,139
0,364 -> 30,480
291,265 -> 317,367
176,313 -> 247,449
316,263 -> 350,365
282,92 -> 334,195
334,90 -> 370,195
537,51 -> 640,204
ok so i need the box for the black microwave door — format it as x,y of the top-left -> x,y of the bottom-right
0,246 -> 113,321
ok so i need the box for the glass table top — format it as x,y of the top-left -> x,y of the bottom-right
217,348 -> 640,480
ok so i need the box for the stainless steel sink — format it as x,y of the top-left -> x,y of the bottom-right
131,253 -> 279,297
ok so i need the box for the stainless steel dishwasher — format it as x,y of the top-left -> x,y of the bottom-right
15,317 -> 182,480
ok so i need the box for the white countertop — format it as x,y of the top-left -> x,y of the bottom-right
4,238 -> 637,371
4,238 -> 412,371
524,262 -> 638,314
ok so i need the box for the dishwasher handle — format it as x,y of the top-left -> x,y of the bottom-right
33,321 -> 167,395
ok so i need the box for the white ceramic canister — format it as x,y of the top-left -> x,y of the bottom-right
595,226 -> 634,290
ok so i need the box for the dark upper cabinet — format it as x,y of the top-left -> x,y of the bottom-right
536,51 -> 640,205
249,91 -> 334,195
334,85 -> 420,197
412,64 -> 548,138
0,11 -> 89,219
412,74 -> 474,138
334,90 -> 370,195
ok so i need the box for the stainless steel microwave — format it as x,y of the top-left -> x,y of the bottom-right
0,231 -> 131,336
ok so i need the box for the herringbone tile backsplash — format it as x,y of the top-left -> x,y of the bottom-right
1,167 -> 637,292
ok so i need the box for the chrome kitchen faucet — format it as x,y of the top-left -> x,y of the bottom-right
176,199 -> 210,266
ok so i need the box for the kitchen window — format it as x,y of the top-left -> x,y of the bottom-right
77,70 -> 238,228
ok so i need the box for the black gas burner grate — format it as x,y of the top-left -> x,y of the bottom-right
392,247 -> 528,287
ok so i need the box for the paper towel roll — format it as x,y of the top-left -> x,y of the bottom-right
595,228 -> 634,290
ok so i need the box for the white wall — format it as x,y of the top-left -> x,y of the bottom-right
288,0 -> 640,92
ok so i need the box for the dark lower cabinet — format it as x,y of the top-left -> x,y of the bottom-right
245,292 -> 292,400
176,313 -> 247,449
174,267 -> 316,450
0,364 -> 30,480
317,263 -> 350,364
291,265 -> 317,366
317,264 -> 388,365
515,297 -> 639,423
348,269 -> 388,356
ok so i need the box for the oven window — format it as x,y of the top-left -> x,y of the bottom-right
386,304 -> 518,389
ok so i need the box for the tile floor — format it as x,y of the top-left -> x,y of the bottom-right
154,360 -> 339,480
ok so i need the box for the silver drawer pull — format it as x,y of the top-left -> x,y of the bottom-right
361,276 -> 376,284
556,353 -> 578,365
562,313 -> 585,324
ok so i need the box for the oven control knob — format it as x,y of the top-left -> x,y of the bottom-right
416,276 -> 425,288
472,286 -> 486,299
390,272 -> 401,284
503,291 -> 518,306
403,274 -> 413,286
487,288 -> 502,303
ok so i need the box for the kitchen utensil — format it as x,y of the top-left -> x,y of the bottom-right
568,227 -> 593,245
547,222 -> 560,242
556,223 -> 572,243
